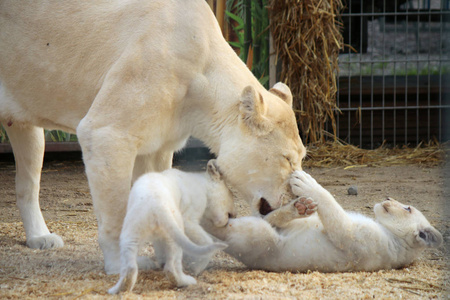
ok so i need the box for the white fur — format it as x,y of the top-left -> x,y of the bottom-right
206,171 -> 443,272
0,1 -> 305,273
108,160 -> 235,294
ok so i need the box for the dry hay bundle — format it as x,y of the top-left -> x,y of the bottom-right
304,141 -> 447,168
269,0 -> 343,143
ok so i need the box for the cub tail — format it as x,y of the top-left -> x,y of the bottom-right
164,215 -> 227,256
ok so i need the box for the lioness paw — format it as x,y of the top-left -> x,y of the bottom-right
294,197 -> 318,216
26,233 -> 64,250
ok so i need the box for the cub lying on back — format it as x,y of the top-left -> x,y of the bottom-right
109,160 -> 235,294
206,170 -> 442,272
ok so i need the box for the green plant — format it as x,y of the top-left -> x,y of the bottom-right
0,125 -> 78,143
0,125 -> 7,143
225,0 -> 270,88
44,130 -> 78,142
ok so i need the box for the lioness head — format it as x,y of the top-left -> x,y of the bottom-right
374,198 -> 442,249
205,159 -> 236,227
217,83 -> 306,215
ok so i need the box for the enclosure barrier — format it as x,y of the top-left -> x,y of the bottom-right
334,0 -> 450,148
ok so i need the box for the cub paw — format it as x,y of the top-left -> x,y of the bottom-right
108,266 -> 137,294
137,256 -> 161,270
177,275 -> 197,287
165,271 -> 197,287
290,170 -> 320,196
294,197 -> 318,216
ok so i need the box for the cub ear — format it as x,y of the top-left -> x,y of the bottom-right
417,227 -> 443,248
207,159 -> 221,181
269,82 -> 293,107
240,86 -> 272,134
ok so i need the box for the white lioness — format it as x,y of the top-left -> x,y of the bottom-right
206,171 -> 443,272
0,1 -> 305,273
108,159 -> 234,294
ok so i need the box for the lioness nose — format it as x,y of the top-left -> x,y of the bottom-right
259,197 -> 273,215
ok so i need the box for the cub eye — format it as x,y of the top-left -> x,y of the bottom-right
404,206 -> 411,213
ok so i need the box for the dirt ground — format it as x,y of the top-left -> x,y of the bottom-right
0,153 -> 448,299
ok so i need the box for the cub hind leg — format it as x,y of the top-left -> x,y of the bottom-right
183,222 -> 216,275
4,123 -> 63,249
108,237 -> 139,294
163,240 -> 197,287
109,204 -> 160,294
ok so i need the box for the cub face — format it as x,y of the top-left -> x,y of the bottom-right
205,159 -> 236,227
374,198 -> 442,249
217,83 -> 306,215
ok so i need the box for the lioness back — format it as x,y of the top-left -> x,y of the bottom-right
0,1 -> 215,131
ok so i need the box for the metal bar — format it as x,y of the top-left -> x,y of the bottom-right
341,11 -> 450,17
338,58 -> 450,64
427,9 -> 432,142
382,0 -> 386,143
336,105 -> 450,111
439,5 -> 443,142
370,0 -> 375,149
416,10 -> 420,145
393,0 -> 398,146
359,0 -> 363,147
405,3 -> 409,145
347,0 -> 352,144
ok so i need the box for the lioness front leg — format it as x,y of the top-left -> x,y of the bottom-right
263,197 -> 318,228
4,123 -> 64,249
77,120 -> 140,274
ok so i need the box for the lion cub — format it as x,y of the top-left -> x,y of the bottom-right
206,170 -> 442,272
109,159 -> 235,294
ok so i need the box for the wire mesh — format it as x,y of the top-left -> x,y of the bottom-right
334,0 -> 450,148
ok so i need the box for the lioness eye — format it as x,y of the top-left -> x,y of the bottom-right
283,155 -> 293,167
404,206 -> 411,213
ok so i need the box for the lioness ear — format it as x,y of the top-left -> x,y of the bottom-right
269,82 -> 293,107
417,227 -> 443,248
207,159 -> 221,181
240,86 -> 272,134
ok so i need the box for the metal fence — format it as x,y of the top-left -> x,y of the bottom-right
332,0 -> 450,148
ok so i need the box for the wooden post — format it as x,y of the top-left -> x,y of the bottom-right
269,33 -> 276,88
216,0 -> 226,34
207,0 -> 214,12
242,0 -> 252,64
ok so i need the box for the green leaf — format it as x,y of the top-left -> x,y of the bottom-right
225,11 -> 244,26
228,41 -> 243,48
258,75 -> 269,87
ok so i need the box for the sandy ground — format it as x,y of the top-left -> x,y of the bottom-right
0,154 -> 448,299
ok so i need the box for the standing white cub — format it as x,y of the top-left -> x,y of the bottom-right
108,159 -> 235,294
206,170 -> 442,272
